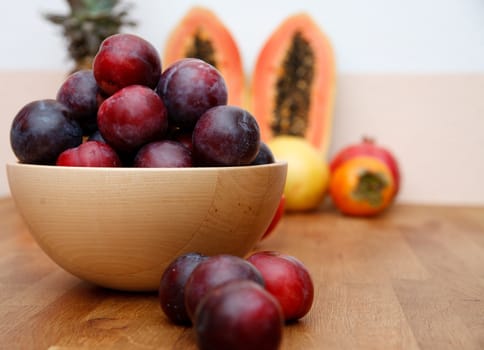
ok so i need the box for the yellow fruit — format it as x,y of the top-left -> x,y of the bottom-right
268,136 -> 329,211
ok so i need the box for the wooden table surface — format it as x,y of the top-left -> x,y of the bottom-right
1,197 -> 483,349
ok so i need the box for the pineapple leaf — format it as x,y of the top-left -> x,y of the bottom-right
43,0 -> 136,72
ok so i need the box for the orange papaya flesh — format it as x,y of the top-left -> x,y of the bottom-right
163,6 -> 245,107
251,13 -> 336,158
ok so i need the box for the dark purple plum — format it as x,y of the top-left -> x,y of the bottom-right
56,141 -> 121,167
134,140 -> 192,168
93,33 -> 162,95
10,99 -> 83,164
56,69 -> 99,134
97,85 -> 168,154
192,105 -> 260,166
194,280 -> 283,350
251,142 -> 275,165
156,58 -> 227,129
184,254 -> 265,322
247,251 -> 314,322
159,252 -> 208,325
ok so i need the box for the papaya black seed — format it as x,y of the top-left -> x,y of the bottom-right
186,29 -> 217,68
273,31 -> 314,137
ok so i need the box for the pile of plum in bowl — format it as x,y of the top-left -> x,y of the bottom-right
7,33 -> 288,292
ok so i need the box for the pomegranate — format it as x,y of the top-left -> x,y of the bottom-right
330,137 -> 401,194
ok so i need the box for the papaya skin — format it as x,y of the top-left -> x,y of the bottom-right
251,13 -> 336,158
163,6 -> 245,107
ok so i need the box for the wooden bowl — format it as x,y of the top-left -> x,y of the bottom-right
6,162 -> 287,291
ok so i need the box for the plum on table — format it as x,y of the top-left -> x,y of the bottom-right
194,280 -> 283,350
159,252 -> 208,325
184,254 -> 265,321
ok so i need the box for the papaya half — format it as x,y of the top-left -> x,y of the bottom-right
250,13 -> 336,158
163,6 -> 245,107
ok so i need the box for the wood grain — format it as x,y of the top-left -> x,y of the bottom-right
6,162 -> 286,291
1,197 -> 483,349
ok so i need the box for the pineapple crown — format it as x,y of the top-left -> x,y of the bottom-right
44,0 -> 136,71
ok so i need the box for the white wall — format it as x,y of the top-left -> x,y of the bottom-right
1,0 -> 484,205
1,0 -> 483,72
